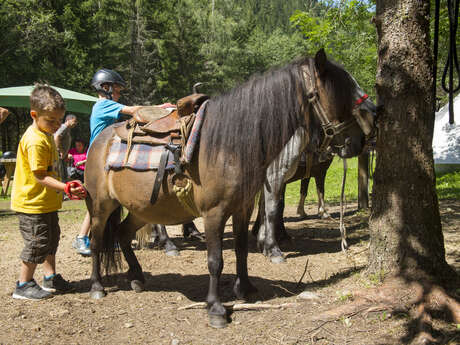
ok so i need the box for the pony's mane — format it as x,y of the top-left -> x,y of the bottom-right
201,55 -> 356,203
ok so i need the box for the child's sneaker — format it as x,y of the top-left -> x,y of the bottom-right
72,235 -> 91,256
42,274 -> 75,293
12,280 -> 53,300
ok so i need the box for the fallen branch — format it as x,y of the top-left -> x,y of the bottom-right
271,283 -> 297,296
296,259 -> 309,288
178,302 -> 298,311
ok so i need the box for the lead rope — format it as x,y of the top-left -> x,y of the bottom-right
340,158 -> 348,252
369,148 -> 375,180
434,0 -> 459,123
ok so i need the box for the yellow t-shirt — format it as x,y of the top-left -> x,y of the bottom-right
11,125 -> 62,213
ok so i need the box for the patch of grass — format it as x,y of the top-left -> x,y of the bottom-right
285,156 -> 460,206
368,269 -> 385,285
285,156 -> 363,206
436,170 -> 460,200
355,269 -> 386,289
336,290 -> 353,302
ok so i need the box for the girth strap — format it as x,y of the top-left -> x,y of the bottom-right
150,148 -> 169,204
150,143 -> 182,204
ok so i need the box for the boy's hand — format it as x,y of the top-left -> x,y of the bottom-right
65,181 -> 87,200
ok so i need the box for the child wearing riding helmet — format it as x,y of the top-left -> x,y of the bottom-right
88,68 -> 142,146
72,69 -> 142,256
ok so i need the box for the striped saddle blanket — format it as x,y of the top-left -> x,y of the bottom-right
106,136 -> 175,171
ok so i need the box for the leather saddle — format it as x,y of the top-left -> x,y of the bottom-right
112,93 -> 209,205
114,93 -> 209,146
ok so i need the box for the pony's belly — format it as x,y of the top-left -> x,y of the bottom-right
108,169 -> 196,225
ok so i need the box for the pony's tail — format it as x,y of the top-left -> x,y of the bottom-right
99,206 -> 123,276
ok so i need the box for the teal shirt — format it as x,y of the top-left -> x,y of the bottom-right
89,99 -> 124,147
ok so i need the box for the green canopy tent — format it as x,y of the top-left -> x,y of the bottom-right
0,85 -> 98,114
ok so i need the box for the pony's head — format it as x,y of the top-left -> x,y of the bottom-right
303,49 -> 376,159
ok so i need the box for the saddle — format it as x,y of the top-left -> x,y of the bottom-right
112,93 -> 209,205
114,93 -> 209,146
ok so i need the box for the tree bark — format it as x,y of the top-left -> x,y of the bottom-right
369,0 -> 454,281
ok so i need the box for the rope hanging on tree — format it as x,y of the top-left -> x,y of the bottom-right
433,0 -> 460,124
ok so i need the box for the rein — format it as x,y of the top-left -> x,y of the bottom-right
301,61 -> 357,160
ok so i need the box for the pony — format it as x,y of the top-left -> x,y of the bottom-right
253,81 -> 376,263
84,49 -> 372,328
251,154 -> 333,260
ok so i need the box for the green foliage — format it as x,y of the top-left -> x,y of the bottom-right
290,0 -> 377,97
0,0 -> 456,150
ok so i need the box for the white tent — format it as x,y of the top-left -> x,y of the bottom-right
433,94 -> 460,172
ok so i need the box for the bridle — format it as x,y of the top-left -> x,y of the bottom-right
301,60 -> 371,159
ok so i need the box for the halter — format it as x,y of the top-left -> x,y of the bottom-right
301,60 -> 357,158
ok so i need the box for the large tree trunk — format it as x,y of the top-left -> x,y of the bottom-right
369,0 -> 453,280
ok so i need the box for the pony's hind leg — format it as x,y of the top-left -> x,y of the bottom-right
89,202 -> 122,299
297,178 -> 310,217
315,173 -> 330,219
117,213 -> 148,292
203,210 -> 228,328
182,221 -> 205,241
232,207 -> 257,299
155,224 -> 180,256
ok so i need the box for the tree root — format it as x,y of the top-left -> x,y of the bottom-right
311,277 -> 460,344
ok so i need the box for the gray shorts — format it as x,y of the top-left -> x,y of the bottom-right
18,212 -> 61,264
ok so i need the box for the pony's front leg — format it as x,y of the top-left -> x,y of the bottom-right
203,211 -> 228,328
264,184 -> 286,263
276,184 -> 291,242
232,207 -> 257,299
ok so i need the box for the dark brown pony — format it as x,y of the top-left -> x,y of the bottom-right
84,49 -> 368,328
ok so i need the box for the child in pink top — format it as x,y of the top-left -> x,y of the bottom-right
67,139 -> 87,181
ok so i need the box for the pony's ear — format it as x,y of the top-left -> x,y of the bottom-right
314,49 -> 327,76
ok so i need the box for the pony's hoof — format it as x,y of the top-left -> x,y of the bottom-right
270,255 -> 286,264
165,249 -> 180,257
297,210 -> 307,218
90,290 -> 106,299
320,212 -> 331,219
131,280 -> 144,293
208,314 -> 228,329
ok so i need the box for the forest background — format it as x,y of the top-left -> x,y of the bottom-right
0,0 -> 457,151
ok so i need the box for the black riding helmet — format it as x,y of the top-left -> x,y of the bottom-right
91,68 -> 126,100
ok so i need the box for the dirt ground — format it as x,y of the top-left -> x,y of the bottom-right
0,199 -> 458,345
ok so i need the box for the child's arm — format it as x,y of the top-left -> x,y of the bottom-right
33,171 -> 86,198
0,107 -> 10,125
121,106 -> 143,122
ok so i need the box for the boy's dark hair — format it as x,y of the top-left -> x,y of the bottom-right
30,84 -> 66,112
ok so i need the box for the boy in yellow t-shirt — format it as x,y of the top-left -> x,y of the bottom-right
11,84 -> 87,300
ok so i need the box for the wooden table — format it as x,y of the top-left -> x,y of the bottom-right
0,158 -> 16,197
